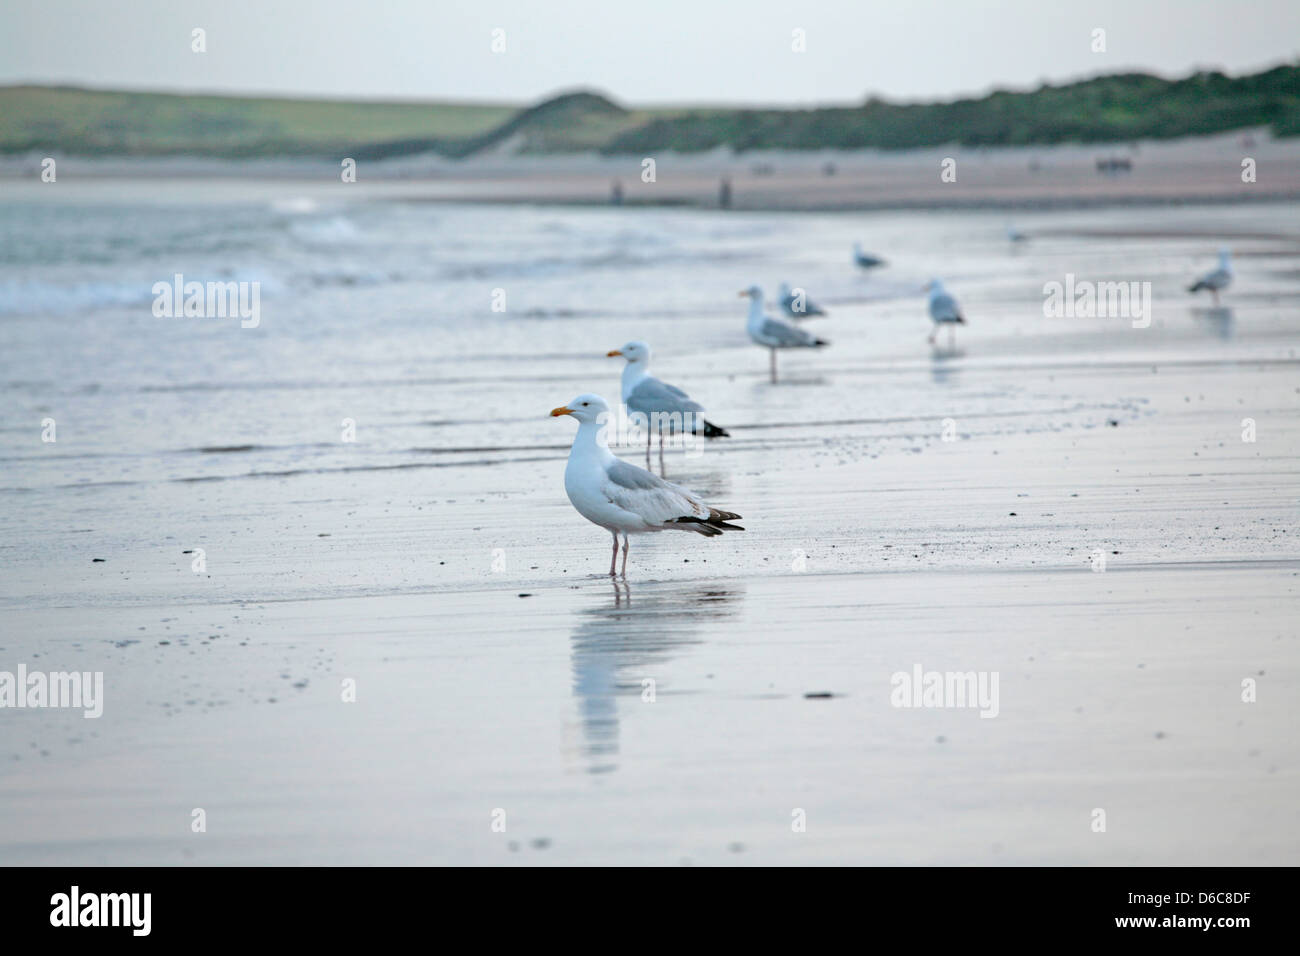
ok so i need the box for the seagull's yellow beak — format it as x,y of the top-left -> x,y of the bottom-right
606,349 -> 622,357
549,405 -> 573,417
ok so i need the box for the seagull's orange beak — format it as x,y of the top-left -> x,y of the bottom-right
606,349 -> 622,357
549,405 -> 573,417
737,290 -> 748,297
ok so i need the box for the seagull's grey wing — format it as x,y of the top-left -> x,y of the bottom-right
604,458 -> 707,524
760,317 -> 821,347
1190,267 -> 1231,292
930,293 -> 962,322
627,376 -> 704,414
781,293 -> 825,317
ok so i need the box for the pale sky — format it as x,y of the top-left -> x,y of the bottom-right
1,0 -> 1296,105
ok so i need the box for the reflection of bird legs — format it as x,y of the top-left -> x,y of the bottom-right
612,576 -> 630,606
769,348 -> 778,384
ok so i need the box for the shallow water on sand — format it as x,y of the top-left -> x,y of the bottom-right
1,185 -> 1297,863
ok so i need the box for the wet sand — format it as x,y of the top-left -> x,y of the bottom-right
1,197 -> 1297,865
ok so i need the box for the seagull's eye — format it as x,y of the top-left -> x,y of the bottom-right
581,402 -> 589,406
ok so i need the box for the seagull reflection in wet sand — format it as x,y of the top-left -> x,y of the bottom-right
1191,306 -> 1235,340
567,580 -> 742,774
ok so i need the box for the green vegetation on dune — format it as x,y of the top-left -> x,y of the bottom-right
2,64 -> 1297,160
351,91 -> 645,160
0,85 -> 515,157
601,66 -> 1300,153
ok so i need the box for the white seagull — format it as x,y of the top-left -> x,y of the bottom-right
853,243 -> 887,269
926,278 -> 967,347
550,394 -> 744,576
607,341 -> 729,466
1188,247 -> 1233,305
779,282 -> 827,318
741,285 -> 828,383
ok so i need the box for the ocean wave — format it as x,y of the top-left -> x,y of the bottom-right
0,279 -> 154,317
0,271 -> 286,317
287,216 -> 361,245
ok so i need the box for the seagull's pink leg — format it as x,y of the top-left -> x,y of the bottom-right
620,535 -> 629,577
609,532 -> 619,576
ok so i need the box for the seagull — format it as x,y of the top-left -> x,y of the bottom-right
607,341 -> 729,469
550,394 -> 744,576
741,285 -> 828,383
853,243 -> 886,269
1006,224 -> 1028,243
779,282 -> 827,318
1188,247 -> 1233,306
926,278 -> 967,347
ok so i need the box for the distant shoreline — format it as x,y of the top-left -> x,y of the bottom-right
6,131 -> 1298,215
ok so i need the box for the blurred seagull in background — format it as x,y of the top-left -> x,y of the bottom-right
741,285 -> 828,383
1188,246 -> 1233,305
926,278 -> 967,347
853,243 -> 887,269
550,394 -> 744,576
607,340 -> 729,471
1006,223 -> 1029,243
779,282 -> 828,318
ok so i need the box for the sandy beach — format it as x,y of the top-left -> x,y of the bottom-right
1,186 -> 1297,864
8,128 -> 1300,213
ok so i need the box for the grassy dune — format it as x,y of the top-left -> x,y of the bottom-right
3,64 -> 1297,159
0,86 -> 516,157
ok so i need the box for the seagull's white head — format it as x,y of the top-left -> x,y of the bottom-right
738,285 -> 764,301
607,341 -> 650,364
550,393 -> 610,425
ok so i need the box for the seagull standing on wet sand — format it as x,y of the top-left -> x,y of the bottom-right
926,278 -> 967,347
607,341 -> 729,469
779,282 -> 827,318
741,285 -> 828,384
1188,247 -> 1233,306
550,394 -> 744,576
853,243 -> 886,269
